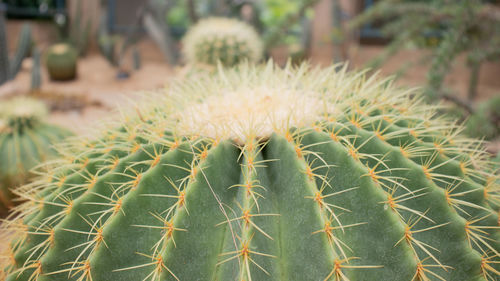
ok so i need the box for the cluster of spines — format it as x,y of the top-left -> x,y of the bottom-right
1,63 -> 499,281
1,117 -> 201,280
323,98 -> 500,280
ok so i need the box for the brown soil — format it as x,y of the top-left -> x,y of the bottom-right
0,53 -> 174,135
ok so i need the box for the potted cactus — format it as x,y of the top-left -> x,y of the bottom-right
0,63 -> 499,280
182,17 -> 263,67
46,43 -> 78,81
0,97 -> 72,215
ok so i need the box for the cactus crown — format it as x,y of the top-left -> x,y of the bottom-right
1,62 -> 500,281
182,17 -> 263,66
50,43 -> 71,55
0,97 -> 48,132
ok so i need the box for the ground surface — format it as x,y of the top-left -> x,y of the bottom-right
0,53 -> 174,135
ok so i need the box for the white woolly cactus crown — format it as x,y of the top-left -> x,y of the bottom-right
0,97 -> 48,120
1,62 -> 500,281
182,17 -> 263,66
0,97 -> 48,130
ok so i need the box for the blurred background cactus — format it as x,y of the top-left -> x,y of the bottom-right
132,46 -> 141,71
182,17 -> 263,66
30,47 -> 41,91
446,95 -> 500,141
103,0 -> 319,65
52,0 -> 91,58
0,97 -> 72,215
45,43 -> 78,81
349,0 -> 500,141
0,3 -> 32,86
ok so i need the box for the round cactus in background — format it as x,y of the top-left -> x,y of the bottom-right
46,43 -> 78,81
1,63 -> 500,280
182,17 -> 263,67
0,97 -> 72,214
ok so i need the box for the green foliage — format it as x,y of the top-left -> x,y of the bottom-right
0,97 -> 71,213
350,0 -> 500,102
156,0 -> 317,63
463,96 -> 500,140
165,2 -> 189,35
96,8 -> 119,67
45,43 -> 78,81
1,63 -> 499,280
258,0 -> 314,46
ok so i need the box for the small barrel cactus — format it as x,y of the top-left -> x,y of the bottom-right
46,43 -> 78,81
1,63 -> 500,281
0,97 -> 71,214
182,17 -> 263,67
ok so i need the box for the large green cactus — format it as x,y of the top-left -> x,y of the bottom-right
182,17 -> 263,67
1,63 -> 500,281
0,97 -> 71,214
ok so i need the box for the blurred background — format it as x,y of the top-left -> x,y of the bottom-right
0,0 -> 499,153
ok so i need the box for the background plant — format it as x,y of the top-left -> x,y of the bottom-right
349,0 -> 500,140
0,4 -> 32,86
108,0 -> 318,65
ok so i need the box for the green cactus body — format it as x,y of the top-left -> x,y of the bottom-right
182,17 -> 263,67
9,24 -> 32,80
0,98 -> 71,214
97,35 -> 117,67
1,63 -> 500,281
133,47 -> 141,71
46,43 -> 78,81
0,19 -> 32,84
31,47 -> 42,91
